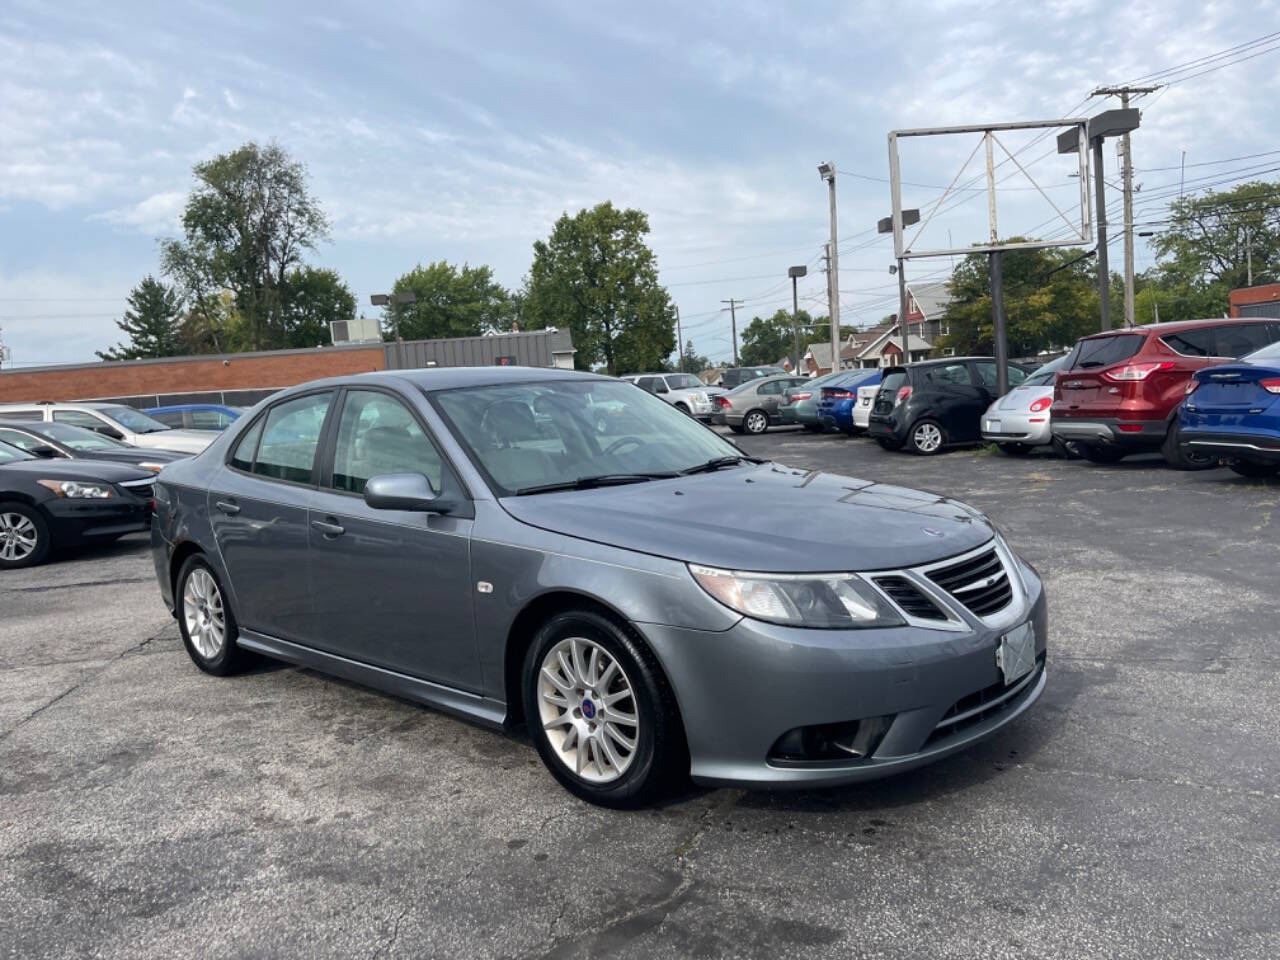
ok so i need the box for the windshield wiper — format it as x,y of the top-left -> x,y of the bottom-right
681,455 -> 762,475
515,472 -> 679,496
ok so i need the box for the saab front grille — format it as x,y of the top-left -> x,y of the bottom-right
926,546 -> 1012,618
873,576 -> 947,621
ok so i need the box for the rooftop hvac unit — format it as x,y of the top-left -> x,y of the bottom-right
329,316 -> 384,345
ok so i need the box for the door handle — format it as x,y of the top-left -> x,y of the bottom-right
214,499 -> 241,515
311,518 -> 345,538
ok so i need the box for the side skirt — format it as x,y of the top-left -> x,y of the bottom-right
236,630 -> 508,730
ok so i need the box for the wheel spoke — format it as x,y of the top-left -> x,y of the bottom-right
597,732 -> 622,769
570,639 -> 589,686
575,732 -> 588,774
596,659 -> 618,689
587,646 -> 600,687
604,722 -> 636,751
543,711 -> 573,730
541,666 -> 573,695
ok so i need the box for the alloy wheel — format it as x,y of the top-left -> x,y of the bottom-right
0,512 -> 38,562
538,636 -> 640,783
745,411 -> 768,434
182,567 -> 226,660
913,422 -> 943,453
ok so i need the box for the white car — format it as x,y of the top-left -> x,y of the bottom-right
624,373 -> 725,420
980,355 -> 1072,455
852,380 -> 880,431
0,401 -> 216,454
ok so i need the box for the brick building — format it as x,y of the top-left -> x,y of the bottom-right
0,329 -> 575,407
1229,283 -> 1280,319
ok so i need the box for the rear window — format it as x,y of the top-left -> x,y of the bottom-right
1160,328 -> 1215,357
880,371 -> 908,394
1064,333 -> 1146,370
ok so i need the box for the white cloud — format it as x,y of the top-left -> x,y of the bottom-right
223,88 -> 240,110
91,190 -> 185,233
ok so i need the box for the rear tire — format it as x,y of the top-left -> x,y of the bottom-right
1077,444 -> 1125,464
0,501 -> 50,569
875,436 -> 903,451
728,424 -> 746,435
996,442 -> 1032,456
1228,461 -> 1280,479
522,610 -> 687,808
907,419 -> 946,455
176,555 -> 249,676
1051,438 -> 1081,459
803,423 -> 824,433
1162,422 -> 1218,471
743,410 -> 770,435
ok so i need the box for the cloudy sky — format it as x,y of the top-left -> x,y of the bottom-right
1,0 -> 1278,367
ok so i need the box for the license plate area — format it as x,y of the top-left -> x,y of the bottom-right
996,622 -> 1036,685
985,419 -> 1001,432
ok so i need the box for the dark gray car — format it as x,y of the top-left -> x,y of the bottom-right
150,367 -> 1047,807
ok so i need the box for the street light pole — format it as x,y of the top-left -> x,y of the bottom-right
675,305 -> 684,372
788,265 -> 808,375
819,162 -> 840,373
371,291 -> 417,368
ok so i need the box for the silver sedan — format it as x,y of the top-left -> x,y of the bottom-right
981,356 -> 1071,455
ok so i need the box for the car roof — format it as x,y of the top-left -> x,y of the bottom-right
0,420 -> 46,430
1076,317 -> 1274,341
285,365 -> 611,394
145,403 -> 237,412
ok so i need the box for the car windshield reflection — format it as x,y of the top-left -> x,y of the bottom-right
433,378 -> 747,495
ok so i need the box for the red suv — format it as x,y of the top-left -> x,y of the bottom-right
1051,318 -> 1280,468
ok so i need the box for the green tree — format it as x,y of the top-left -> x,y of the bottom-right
939,244 -> 1099,357
282,268 -> 357,348
161,142 -> 330,351
740,309 -> 804,366
1141,180 -> 1280,321
385,261 -> 514,341
96,277 -> 182,360
678,339 -> 711,373
523,201 -> 675,375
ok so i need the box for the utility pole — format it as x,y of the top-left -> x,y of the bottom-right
721,298 -> 742,366
0,325 -> 9,370
1246,227 -> 1254,286
1092,85 -> 1159,330
675,305 -> 684,372
984,129 -> 1009,397
818,163 -> 841,372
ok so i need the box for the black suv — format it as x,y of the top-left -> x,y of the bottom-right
719,366 -> 785,390
869,357 -> 1031,455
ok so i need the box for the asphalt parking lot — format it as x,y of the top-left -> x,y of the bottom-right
2,431 -> 1278,960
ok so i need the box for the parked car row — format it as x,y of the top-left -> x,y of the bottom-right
0,402 -> 247,568
722,318 -> 1280,480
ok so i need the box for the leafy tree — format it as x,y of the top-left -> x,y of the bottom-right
282,268 -> 357,348
385,261 -> 514,341
678,339 -> 711,374
161,142 -> 330,351
523,201 -> 675,375
740,309 -> 805,366
939,244 -> 1099,357
96,277 -> 183,360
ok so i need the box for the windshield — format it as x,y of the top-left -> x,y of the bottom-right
1244,340 -> 1280,364
0,440 -> 34,463
434,378 -> 745,496
665,374 -> 703,390
99,405 -> 171,433
36,422 -> 130,451
1024,355 -> 1070,387
1063,333 -> 1145,370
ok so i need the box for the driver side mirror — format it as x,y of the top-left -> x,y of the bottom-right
364,473 -> 452,513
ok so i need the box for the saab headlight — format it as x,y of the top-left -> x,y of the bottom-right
37,479 -> 115,499
689,564 -> 903,629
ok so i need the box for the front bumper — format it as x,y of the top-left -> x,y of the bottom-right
981,411 -> 1052,445
1180,429 -> 1280,464
640,559 -> 1048,789
1051,416 -> 1165,448
43,497 -> 151,546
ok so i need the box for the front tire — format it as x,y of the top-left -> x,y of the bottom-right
523,610 -> 686,808
907,419 -> 946,455
743,410 -> 770,434
176,555 -> 249,676
728,424 -> 746,434
0,502 -> 50,569
1228,461 -> 1280,479
803,423 -> 824,433
674,403 -> 691,416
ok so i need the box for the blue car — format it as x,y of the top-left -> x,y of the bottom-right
144,404 -> 245,432
1178,338 -> 1280,478
817,370 -> 883,435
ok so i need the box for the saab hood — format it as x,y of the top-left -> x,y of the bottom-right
500,463 -> 994,572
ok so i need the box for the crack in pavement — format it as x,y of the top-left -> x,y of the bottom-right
524,790 -> 744,960
370,905 -> 409,960
0,626 -> 172,744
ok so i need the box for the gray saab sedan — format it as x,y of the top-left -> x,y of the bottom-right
151,367 -> 1047,807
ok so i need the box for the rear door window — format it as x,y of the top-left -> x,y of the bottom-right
1160,328 -> 1215,357
1213,323 -> 1279,359
252,392 -> 332,484
150,411 -> 186,428
880,371 -> 908,394
1065,333 -> 1146,369
53,410 -> 112,432
926,362 -> 975,387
